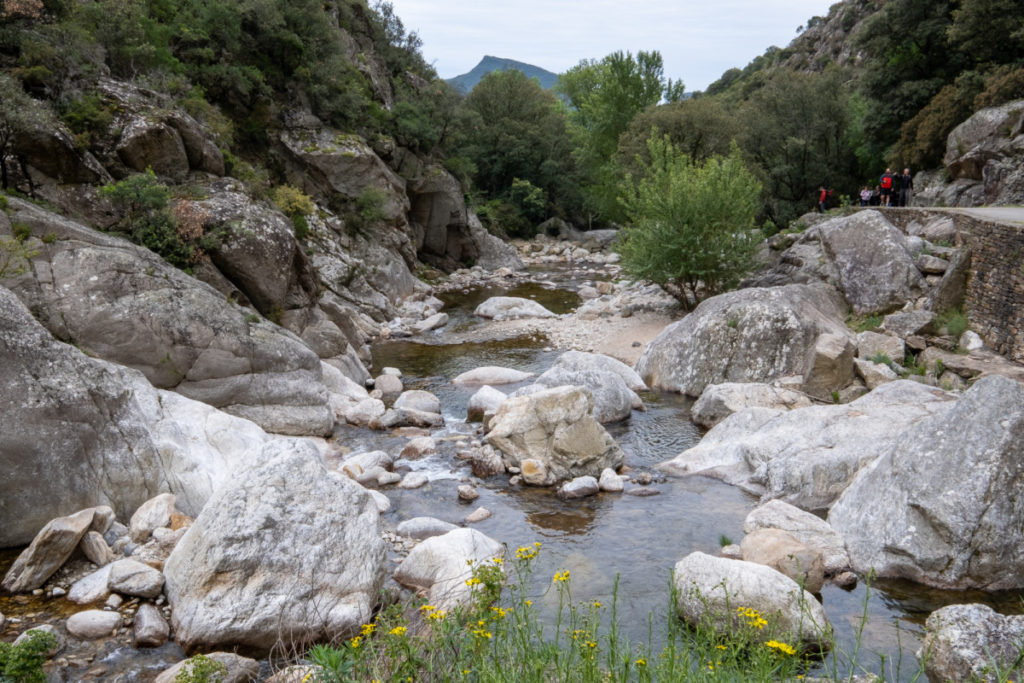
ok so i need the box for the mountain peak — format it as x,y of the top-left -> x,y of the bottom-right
447,56 -> 559,94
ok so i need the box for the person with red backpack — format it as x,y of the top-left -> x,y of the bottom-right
879,168 -> 894,207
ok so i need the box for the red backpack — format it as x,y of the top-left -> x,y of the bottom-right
881,174 -> 892,189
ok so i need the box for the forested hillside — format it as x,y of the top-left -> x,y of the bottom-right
1,0 -> 1022,244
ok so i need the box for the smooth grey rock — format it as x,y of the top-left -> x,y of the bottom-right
818,211 -> 926,314
2,200 -> 332,436
740,529 -> 825,594
394,390 -> 441,415
66,610 -> 121,640
558,476 -> 600,500
129,493 -> 176,543
368,490 -> 391,513
474,296 -> 556,320
636,283 -> 854,400
376,471 -> 402,486
393,528 -> 503,610
453,366 -> 535,386
395,517 -> 458,540
457,485 -> 479,502
116,117 -> 189,179
856,331 -> 905,363
598,468 -> 624,492
133,603 -> 170,648
78,531 -> 115,567
691,382 -> 812,429
853,358 -> 899,390
926,248 -> 971,313
412,312 -> 449,334
959,330 -> 984,351
829,376 -> 1024,589
467,385 -> 507,421
399,436 -> 436,460
67,565 -> 113,605
398,472 -> 430,489
107,559 -> 164,599
2,508 -> 95,593
916,254 -> 949,275
660,381 -> 956,510
744,500 -> 849,575
881,310 -> 936,338
920,604 -> 1024,683
464,507 -> 491,523
673,552 -> 831,650
528,351 -> 644,423
155,652 -> 260,683
486,386 -> 624,486
374,374 -> 404,402
345,398 -> 387,426
163,448 -> 386,653
369,407 -> 444,430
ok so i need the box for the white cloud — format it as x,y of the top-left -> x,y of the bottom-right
387,0 -> 835,90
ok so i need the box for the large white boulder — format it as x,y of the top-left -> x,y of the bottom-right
920,604 -> 1024,683
636,283 -> 854,401
486,386 -> 624,486
829,376 -> 1024,589
659,380 -> 955,510
393,528 -> 503,611
691,382 -> 812,429
474,296 -> 556,320
163,448 -> 386,653
526,351 -> 644,423
673,552 -> 831,651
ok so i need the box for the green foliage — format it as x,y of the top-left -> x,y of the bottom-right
100,170 -> 194,268
0,72 -> 55,190
11,222 -> 31,242
617,139 -> 762,309
172,654 -> 227,683
718,534 -> 734,547
271,184 -> 314,218
850,314 -> 883,333
507,178 -> 547,224
475,198 -> 530,239
974,65 -> 1024,110
459,69 -> 578,214
0,629 -> 58,683
0,195 -> 7,210
355,187 -> 387,225
58,91 -> 113,149
1,235 -> 39,277
618,97 -> 739,176
869,352 -> 893,368
937,309 -> 969,338
894,71 -> 986,169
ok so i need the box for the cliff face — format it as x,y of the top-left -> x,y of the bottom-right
0,0 -> 521,433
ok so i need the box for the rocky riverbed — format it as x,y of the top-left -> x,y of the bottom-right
4,211 -> 1024,682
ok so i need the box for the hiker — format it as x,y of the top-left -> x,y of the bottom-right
859,185 -> 871,206
879,168 -> 894,207
899,168 -> 913,207
818,186 -> 829,213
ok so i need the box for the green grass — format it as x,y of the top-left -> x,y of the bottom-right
293,545 -> 1010,683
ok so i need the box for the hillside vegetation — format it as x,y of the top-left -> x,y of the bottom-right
0,0 -> 1021,244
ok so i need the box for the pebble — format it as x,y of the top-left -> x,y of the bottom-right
833,571 -> 859,589
625,487 -> 660,497
457,485 -> 479,502
51,587 -> 67,598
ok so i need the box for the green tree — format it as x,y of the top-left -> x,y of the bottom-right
100,169 -> 194,268
459,69 -> 577,214
616,138 -> 762,309
557,50 -> 679,223
948,0 -> 1024,65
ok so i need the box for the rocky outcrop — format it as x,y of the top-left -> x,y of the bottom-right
829,376 -> 1024,590
943,100 -> 1024,206
486,386 -> 624,486
659,380 -> 956,510
920,604 -> 1024,683
673,552 -> 831,651
636,283 -> 854,400
164,449 -> 386,653
817,211 -> 926,314
195,183 -> 318,315
3,198 -> 332,435
2,508 -> 98,592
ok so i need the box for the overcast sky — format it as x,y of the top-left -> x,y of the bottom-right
386,1 -> 837,91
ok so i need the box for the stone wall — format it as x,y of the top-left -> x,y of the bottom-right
958,214 -> 1024,363
879,208 -> 1024,363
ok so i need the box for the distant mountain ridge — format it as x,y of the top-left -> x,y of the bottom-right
447,56 -> 559,93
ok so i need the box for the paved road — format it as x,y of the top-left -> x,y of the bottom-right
940,206 -> 1024,226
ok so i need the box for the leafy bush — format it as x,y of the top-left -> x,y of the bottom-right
0,235 -> 39,277
172,653 -> 227,683
354,187 -> 387,225
617,138 -> 762,309
0,628 -> 58,683
100,170 -> 194,268
59,92 -> 113,149
937,309 -> 969,338
271,185 -> 314,218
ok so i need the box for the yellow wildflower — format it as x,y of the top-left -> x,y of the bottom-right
465,576 -> 482,586
635,658 -> 646,667
553,570 -> 570,583
360,623 -> 375,636
525,600 -> 533,606
593,601 -> 602,608
350,635 -> 362,648
765,639 -> 797,656
389,626 -> 407,636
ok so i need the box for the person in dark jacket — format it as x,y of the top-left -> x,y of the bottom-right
899,168 -> 913,207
